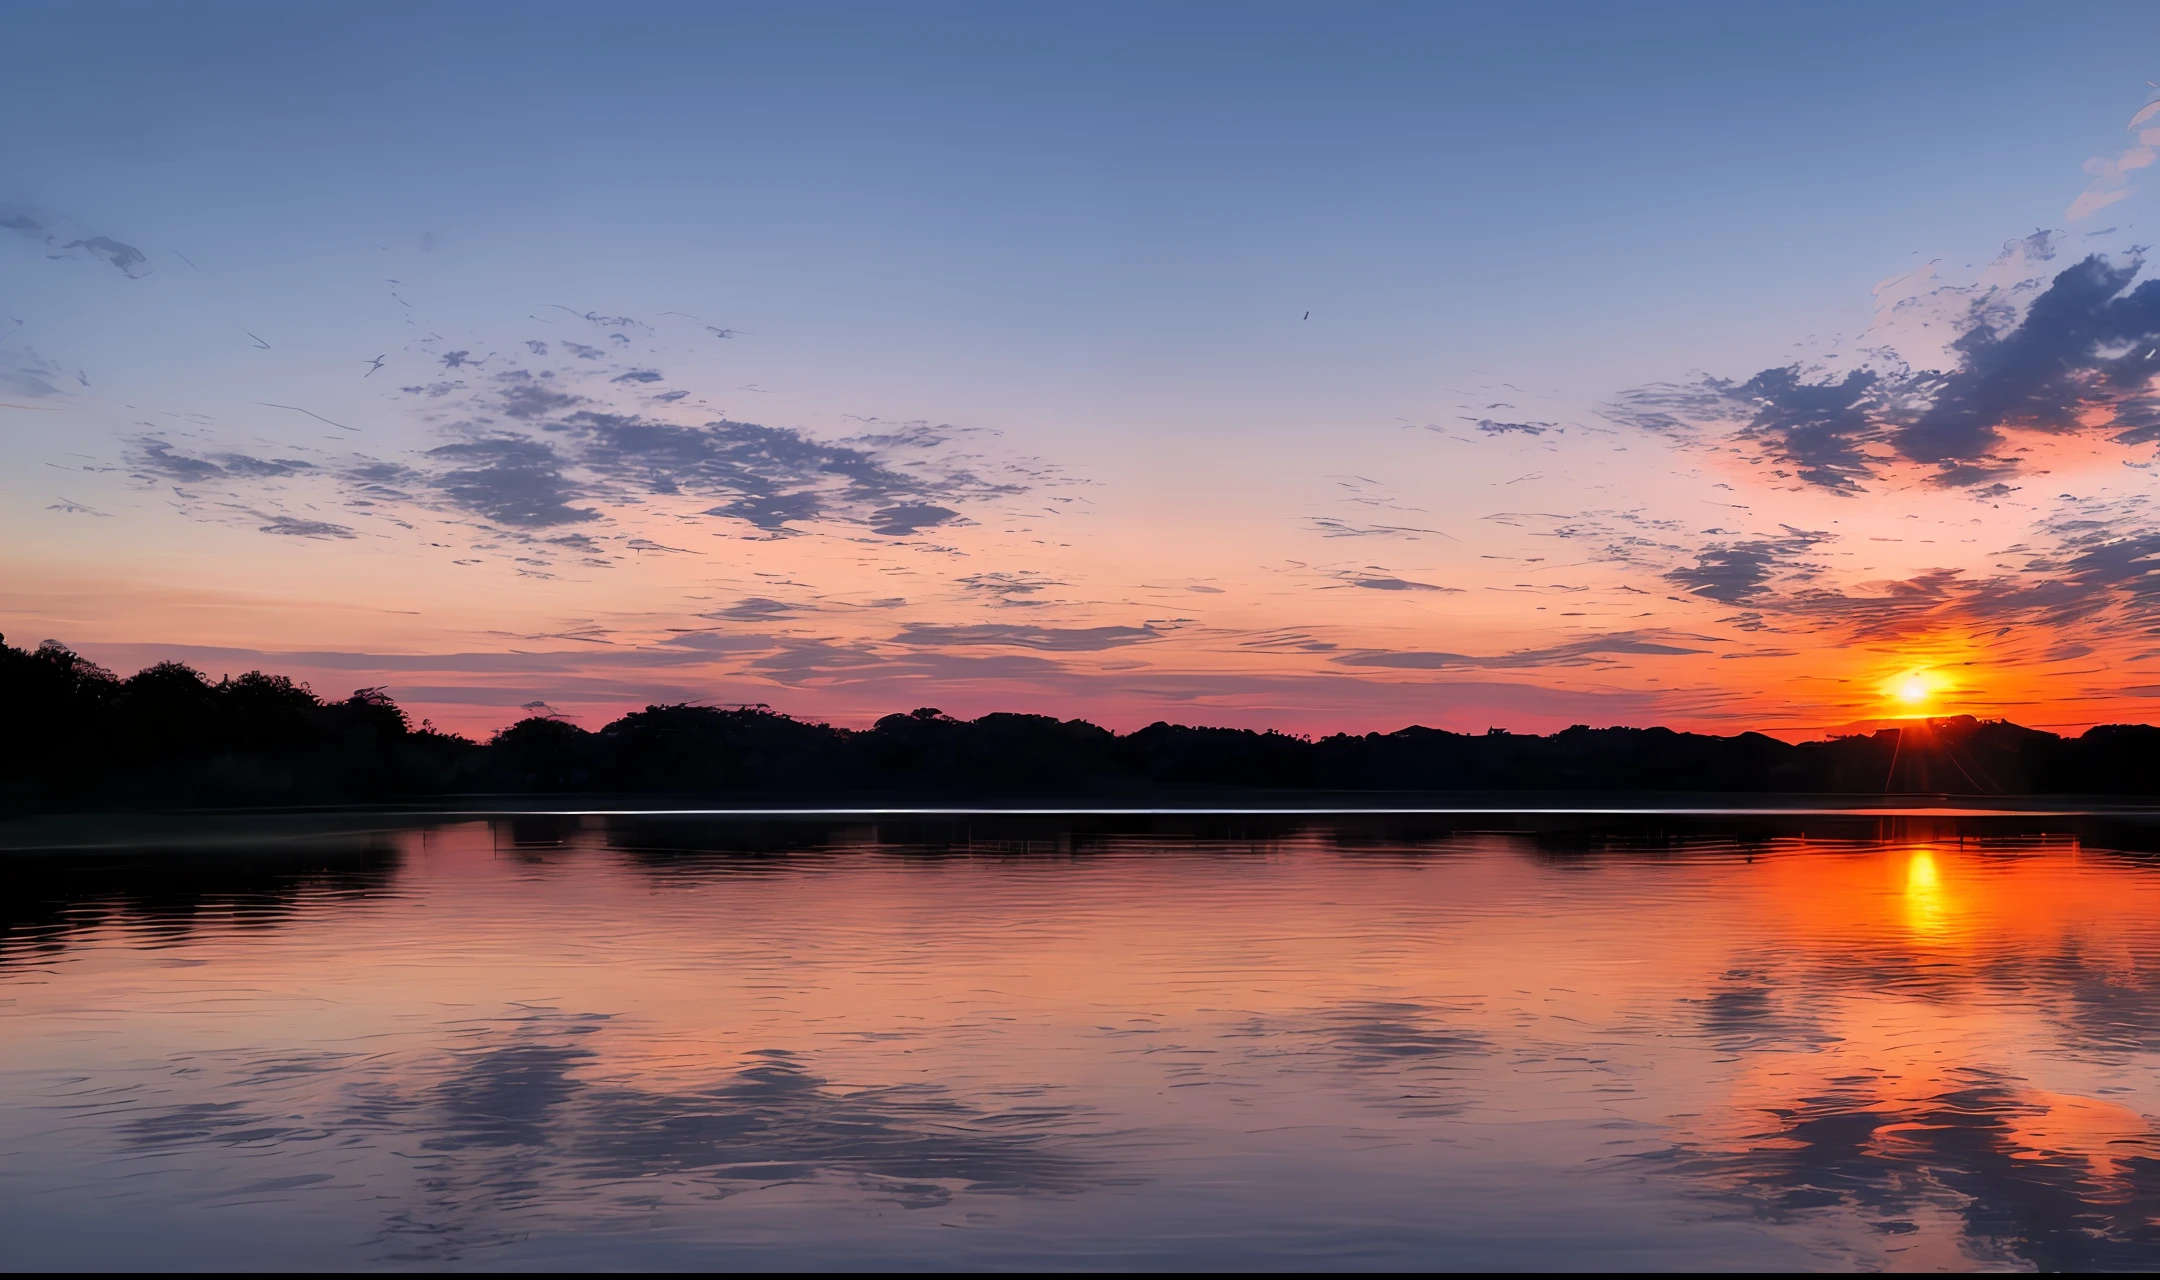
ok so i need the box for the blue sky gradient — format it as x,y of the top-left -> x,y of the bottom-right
5,2 -> 2159,734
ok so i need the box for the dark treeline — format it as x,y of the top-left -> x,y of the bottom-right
8,635 -> 2160,810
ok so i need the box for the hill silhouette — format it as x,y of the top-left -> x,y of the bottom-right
7,635 -> 2160,811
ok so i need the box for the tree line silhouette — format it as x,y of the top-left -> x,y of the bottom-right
8,634 -> 2160,810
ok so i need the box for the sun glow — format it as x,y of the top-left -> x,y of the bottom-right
1886,668 -> 1941,710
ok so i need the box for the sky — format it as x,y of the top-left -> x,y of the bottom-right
5,0 -> 2160,738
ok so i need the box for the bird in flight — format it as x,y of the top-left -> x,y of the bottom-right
1303,311 -> 1310,320
240,327 -> 271,350
364,354 -> 386,377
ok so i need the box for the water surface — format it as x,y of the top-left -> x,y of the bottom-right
6,813 -> 2160,1270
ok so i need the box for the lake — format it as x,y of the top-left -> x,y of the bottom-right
6,810 -> 2160,1270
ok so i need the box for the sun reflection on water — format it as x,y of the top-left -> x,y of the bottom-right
1904,848 -> 1947,938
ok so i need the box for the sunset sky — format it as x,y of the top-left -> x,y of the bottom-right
6,1 -> 2160,737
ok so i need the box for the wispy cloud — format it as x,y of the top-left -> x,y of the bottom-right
890,622 -> 1161,651
1342,574 -> 1457,593
2066,98 -> 2160,221
105,301 -> 1062,558
1,203 -> 149,277
254,514 -> 356,539
1333,631 -> 1710,671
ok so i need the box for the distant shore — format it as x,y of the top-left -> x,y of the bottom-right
14,636 -> 2160,814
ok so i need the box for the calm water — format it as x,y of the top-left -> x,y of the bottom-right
7,812 -> 2160,1271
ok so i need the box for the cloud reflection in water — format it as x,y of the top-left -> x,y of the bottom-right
1655,1065 -> 2160,1270
112,1008 -> 1103,1262
11,818 -> 2160,1268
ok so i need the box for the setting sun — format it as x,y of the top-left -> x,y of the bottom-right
1888,670 -> 1939,707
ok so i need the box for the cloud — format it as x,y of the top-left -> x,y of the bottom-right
129,439 -> 317,484
706,597 -> 807,621
122,396 -> 1039,555
1897,254 -> 2160,472
1344,575 -> 1456,592
2066,101 -> 2159,222
106,294 -> 1058,559
343,459 -> 423,501
256,515 -> 356,538
424,437 -> 598,527
1613,249 -> 2160,491
1563,230 -> 2160,665
1665,529 -> 1828,605
2,205 -> 148,276
1311,476 -> 1451,543
60,236 -> 147,277
69,641 -> 754,678
746,638 -> 1070,685
538,409 -> 1019,535
1307,517 -> 1455,540
1,343 -> 68,399
0,367 -> 63,398
704,490 -> 823,532
956,571 -> 1063,603
2068,187 -> 2133,221
1734,368 -> 1881,492
657,632 -> 784,654
87,311 -> 1059,559
868,503 -> 960,536
495,371 -> 582,419
1660,499 -> 2160,648
1334,631 -> 1710,670
891,622 -> 1160,651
